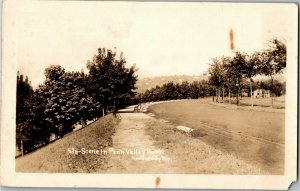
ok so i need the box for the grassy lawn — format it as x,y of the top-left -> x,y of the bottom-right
145,118 -> 267,174
148,99 -> 285,174
238,96 -> 285,109
16,115 -> 119,173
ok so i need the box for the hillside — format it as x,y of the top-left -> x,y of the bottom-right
16,115 -> 119,173
136,74 -> 209,93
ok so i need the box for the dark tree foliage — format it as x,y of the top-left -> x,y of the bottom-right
208,57 -> 228,102
38,65 -> 95,138
207,38 -> 286,106
188,81 -> 201,99
16,47 -> 138,155
228,52 -> 247,85
140,80 -> 211,102
17,72 -> 50,154
259,38 -> 286,107
17,73 -> 34,152
256,80 -> 285,97
243,52 -> 262,106
223,52 -> 247,104
86,48 -> 137,116
259,38 -> 286,75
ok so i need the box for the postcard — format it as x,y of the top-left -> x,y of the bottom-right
1,0 -> 298,189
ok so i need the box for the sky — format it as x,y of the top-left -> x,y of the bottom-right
15,1 -> 295,88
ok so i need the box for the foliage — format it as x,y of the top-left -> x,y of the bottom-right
256,80 -> 285,97
86,48 -> 138,115
141,80 -> 211,102
207,38 -> 286,105
259,38 -> 286,76
38,66 -> 81,137
16,73 -> 34,152
258,38 -> 286,106
17,72 -> 50,154
208,58 -> 226,89
17,47 -> 138,154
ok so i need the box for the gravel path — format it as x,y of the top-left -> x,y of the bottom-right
105,113 -> 180,173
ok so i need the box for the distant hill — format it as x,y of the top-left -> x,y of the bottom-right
136,73 -> 209,93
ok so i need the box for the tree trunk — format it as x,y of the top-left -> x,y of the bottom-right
216,88 -> 218,103
21,139 -> 24,157
236,86 -> 238,105
250,79 -> 253,107
81,118 -> 86,127
218,88 -> 221,103
240,87 -> 242,99
113,100 -> 117,117
236,85 -> 240,106
229,89 -> 231,105
271,76 -> 274,108
212,88 -> 215,102
102,108 -> 105,117
238,86 -> 240,105
222,85 -> 224,102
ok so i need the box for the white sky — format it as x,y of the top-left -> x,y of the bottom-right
15,1 -> 295,88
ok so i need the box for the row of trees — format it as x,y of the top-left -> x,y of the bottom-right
17,48 -> 137,155
138,78 -> 285,103
208,38 -> 286,107
140,80 -> 212,102
138,38 -> 286,105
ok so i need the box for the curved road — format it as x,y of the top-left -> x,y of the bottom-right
103,111 -> 266,174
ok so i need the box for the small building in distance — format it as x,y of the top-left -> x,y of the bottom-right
253,89 -> 270,98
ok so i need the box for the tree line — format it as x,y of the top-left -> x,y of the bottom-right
139,38 -> 286,104
17,48 -> 137,155
207,38 -> 286,107
139,80 -> 212,102
138,78 -> 285,103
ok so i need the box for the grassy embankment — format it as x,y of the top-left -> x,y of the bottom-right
228,96 -> 285,109
16,115 -> 119,173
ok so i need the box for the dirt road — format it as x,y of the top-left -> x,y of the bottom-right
148,100 -> 284,174
104,110 -> 266,174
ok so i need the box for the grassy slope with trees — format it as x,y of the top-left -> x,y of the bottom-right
17,48 -> 137,155
16,115 -> 118,172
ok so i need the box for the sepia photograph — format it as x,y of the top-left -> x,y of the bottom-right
1,0 -> 298,189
